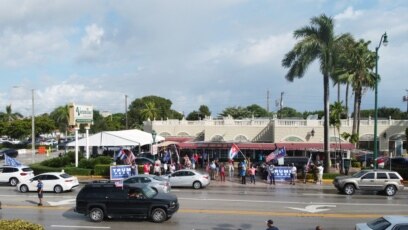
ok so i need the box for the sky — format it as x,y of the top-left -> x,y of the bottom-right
0,0 -> 407,118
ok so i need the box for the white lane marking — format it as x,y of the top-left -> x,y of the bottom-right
288,204 -> 336,213
50,225 -> 110,229
48,199 -> 76,206
179,197 -> 408,207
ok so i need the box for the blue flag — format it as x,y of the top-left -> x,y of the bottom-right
5,154 -> 21,167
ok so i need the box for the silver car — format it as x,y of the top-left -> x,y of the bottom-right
356,215 -> 408,230
166,169 -> 210,189
333,169 -> 404,196
122,174 -> 171,193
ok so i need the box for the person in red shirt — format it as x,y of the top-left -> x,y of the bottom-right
249,164 -> 256,184
143,163 -> 151,174
219,163 -> 226,182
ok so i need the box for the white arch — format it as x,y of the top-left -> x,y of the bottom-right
281,135 -> 305,142
234,135 -> 249,142
211,135 -> 224,142
177,131 -> 191,137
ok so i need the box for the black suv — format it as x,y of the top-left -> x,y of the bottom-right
75,182 -> 179,223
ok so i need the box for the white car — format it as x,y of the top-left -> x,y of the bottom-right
356,215 -> 408,229
165,169 -> 210,189
0,165 -> 34,186
17,172 -> 79,193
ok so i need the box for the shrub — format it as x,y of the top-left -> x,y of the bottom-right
351,160 -> 361,168
94,156 -> 113,165
30,163 -> 63,175
0,219 -> 44,230
323,173 -> 340,179
64,167 -> 92,176
78,158 -> 95,169
94,164 -> 111,176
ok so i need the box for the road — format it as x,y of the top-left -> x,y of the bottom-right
1,179 -> 408,230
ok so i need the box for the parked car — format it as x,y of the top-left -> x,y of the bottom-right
355,215 -> 408,230
0,165 -> 34,186
122,174 -> 171,193
135,157 -> 155,166
17,172 -> 79,193
0,149 -> 18,159
75,182 -> 179,223
333,169 -> 404,196
165,169 -> 210,189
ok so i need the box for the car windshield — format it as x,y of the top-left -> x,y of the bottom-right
142,186 -> 158,198
366,217 -> 391,230
351,171 -> 368,178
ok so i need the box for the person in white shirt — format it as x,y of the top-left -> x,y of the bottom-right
317,165 -> 324,184
290,163 -> 297,185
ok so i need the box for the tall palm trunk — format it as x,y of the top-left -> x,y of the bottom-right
324,74 -> 331,171
352,92 -> 358,135
337,83 -> 340,103
345,83 -> 350,117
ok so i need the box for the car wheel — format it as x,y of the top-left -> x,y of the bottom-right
151,208 -> 167,223
89,207 -> 104,222
193,181 -> 202,189
54,185 -> 63,193
9,177 -> 19,186
385,185 -> 396,196
20,184 -> 29,193
343,184 -> 355,195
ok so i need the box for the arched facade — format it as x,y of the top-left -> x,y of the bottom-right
211,135 -> 224,142
282,136 -> 304,142
234,135 -> 249,142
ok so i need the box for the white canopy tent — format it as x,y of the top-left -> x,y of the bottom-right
66,129 -> 165,147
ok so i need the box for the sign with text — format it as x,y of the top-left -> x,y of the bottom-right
275,166 -> 292,181
68,103 -> 94,125
110,165 -> 132,180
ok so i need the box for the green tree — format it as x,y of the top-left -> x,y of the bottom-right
186,105 -> 212,120
4,119 -> 31,139
336,39 -> 376,136
128,95 -> 180,127
279,107 -> 302,118
140,101 -> 159,121
219,106 -> 252,119
49,105 -> 70,134
3,105 -> 23,123
104,113 -> 126,131
282,14 -> 351,171
35,115 -> 57,135
246,104 -> 271,117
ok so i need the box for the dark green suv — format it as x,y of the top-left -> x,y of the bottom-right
75,181 -> 179,223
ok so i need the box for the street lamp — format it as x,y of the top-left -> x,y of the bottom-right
31,89 -> 35,163
13,86 -> 35,163
373,32 -> 388,169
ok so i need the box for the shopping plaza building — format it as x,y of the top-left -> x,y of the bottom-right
143,116 -> 407,163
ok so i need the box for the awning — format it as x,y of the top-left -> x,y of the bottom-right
177,142 -> 355,151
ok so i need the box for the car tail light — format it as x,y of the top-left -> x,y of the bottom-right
20,172 -> 28,176
65,180 -> 73,182
401,179 -> 404,185
203,176 -> 209,179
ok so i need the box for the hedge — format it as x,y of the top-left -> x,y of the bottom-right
63,167 -> 92,176
0,219 -> 44,230
30,163 -> 63,175
94,164 -> 111,176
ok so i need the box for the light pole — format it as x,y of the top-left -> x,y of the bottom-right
125,95 -> 128,129
31,89 -> 35,163
152,130 -> 157,159
403,89 -> 408,118
373,32 -> 388,169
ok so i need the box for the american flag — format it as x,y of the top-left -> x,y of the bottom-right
265,146 -> 286,162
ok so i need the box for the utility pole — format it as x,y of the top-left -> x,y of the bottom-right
279,91 -> 284,118
266,90 -> 270,112
404,89 -> 408,118
125,95 -> 128,129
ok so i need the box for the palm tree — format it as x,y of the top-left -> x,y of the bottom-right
282,14 -> 351,172
50,105 -> 70,134
4,105 -> 23,123
336,39 -> 376,137
140,101 -> 159,121
330,101 -> 345,172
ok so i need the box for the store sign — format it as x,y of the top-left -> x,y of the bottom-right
69,103 -> 93,125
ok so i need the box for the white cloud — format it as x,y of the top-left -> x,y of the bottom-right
334,6 -> 363,21
81,24 -> 104,49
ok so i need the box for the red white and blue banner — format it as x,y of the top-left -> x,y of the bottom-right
228,143 -> 240,160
